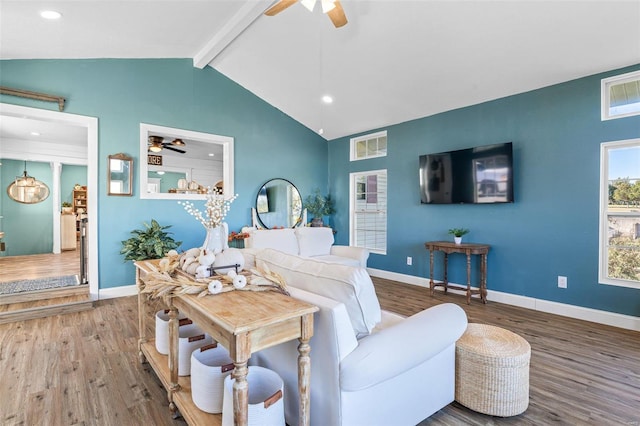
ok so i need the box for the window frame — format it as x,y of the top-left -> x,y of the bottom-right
349,169 -> 387,255
599,138 -> 640,289
350,130 -> 388,161
601,70 -> 640,121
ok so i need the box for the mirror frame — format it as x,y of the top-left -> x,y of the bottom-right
107,153 -> 133,196
255,178 -> 303,229
7,180 -> 50,204
139,123 -> 234,200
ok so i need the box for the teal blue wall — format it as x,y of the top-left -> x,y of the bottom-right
61,165 -> 87,205
329,64 -> 640,317
0,59 -> 328,288
0,159 -> 54,255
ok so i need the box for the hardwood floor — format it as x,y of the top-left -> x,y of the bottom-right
0,249 -> 91,324
0,277 -> 638,425
0,249 -> 81,283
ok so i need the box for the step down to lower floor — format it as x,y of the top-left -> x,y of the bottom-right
0,291 -> 94,324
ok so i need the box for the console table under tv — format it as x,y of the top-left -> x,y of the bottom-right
425,241 -> 490,304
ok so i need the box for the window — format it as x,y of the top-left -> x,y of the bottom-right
350,131 -> 387,161
601,70 -> 640,120
599,139 -> 640,288
350,170 -> 387,254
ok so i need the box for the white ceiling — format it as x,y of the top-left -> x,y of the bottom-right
1,0 -> 639,141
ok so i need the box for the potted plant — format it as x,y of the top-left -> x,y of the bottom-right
304,189 -> 335,227
448,228 -> 469,244
61,201 -> 73,214
120,219 -> 182,261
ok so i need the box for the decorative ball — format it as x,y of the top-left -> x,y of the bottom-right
208,280 -> 223,294
233,275 -> 247,290
212,248 -> 245,274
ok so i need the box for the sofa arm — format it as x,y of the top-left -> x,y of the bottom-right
339,303 -> 467,391
330,245 -> 370,267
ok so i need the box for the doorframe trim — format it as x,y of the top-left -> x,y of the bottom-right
0,103 -> 99,300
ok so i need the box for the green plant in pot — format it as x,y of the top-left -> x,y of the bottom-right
448,228 -> 469,244
304,189 -> 335,227
61,201 -> 73,214
120,219 -> 182,261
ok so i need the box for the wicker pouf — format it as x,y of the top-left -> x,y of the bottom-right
455,323 -> 531,417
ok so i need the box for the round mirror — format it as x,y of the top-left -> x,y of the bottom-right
255,179 -> 302,229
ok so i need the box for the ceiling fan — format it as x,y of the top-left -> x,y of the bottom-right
148,136 -> 186,154
265,0 -> 347,28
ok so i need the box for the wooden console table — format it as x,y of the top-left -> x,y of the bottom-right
425,241 -> 490,304
135,260 -> 318,426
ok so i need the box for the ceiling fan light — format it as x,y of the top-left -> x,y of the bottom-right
321,0 -> 336,14
149,145 -> 162,153
300,0 -> 316,12
171,138 -> 185,146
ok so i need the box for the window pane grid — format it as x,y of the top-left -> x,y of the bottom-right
351,170 -> 387,254
350,131 -> 388,161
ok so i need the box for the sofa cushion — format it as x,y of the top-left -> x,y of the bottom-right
312,254 -> 361,267
256,249 -> 381,337
295,226 -> 334,257
247,228 -> 299,255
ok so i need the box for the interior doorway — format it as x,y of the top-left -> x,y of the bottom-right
0,103 -> 98,299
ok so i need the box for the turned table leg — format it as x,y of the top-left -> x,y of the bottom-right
429,249 -> 435,296
465,251 -> 472,304
481,253 -> 488,303
298,313 -> 314,426
168,305 -> 180,414
443,253 -> 449,293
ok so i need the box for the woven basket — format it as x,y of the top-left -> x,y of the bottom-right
177,323 -> 213,376
154,310 -> 187,355
455,323 -> 531,417
191,343 -> 234,413
221,366 -> 285,426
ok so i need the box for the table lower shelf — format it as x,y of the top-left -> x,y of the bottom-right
141,339 -> 222,426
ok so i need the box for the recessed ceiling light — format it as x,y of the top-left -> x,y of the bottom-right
322,95 -> 333,104
40,10 -> 62,20
208,153 -> 215,157
318,128 -> 324,135
30,131 -> 41,136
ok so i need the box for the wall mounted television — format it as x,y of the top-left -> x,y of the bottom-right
419,142 -> 514,204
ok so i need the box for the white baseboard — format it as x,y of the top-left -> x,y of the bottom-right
367,268 -> 640,332
98,284 -> 138,300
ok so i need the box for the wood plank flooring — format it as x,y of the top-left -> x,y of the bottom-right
0,249 -> 90,323
0,277 -> 639,425
0,249 -> 81,283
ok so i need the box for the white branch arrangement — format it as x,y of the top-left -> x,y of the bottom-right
179,186 -> 238,229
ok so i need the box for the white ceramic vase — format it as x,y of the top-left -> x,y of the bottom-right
454,236 -> 462,245
203,226 -> 223,254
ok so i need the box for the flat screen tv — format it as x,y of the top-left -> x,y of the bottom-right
419,142 -> 514,204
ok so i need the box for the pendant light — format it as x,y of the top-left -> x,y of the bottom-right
7,160 -> 50,204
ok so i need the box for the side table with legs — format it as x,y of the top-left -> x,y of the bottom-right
425,241 -> 490,304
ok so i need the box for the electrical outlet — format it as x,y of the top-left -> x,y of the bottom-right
407,256 -> 412,266
558,276 -> 567,288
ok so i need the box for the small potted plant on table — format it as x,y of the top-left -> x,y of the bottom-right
448,228 -> 469,245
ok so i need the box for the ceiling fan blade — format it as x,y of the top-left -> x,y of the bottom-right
327,1 -> 347,28
164,146 -> 186,154
265,0 -> 297,16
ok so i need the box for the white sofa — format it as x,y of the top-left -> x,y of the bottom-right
242,226 -> 369,267
247,249 -> 468,426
